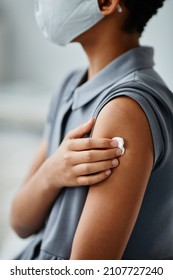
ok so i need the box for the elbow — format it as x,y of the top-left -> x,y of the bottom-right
10,204 -> 32,239
10,215 -> 31,239
10,222 -> 28,239
10,219 -> 31,239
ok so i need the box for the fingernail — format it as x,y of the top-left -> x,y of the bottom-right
116,149 -> 122,156
111,140 -> 117,147
112,159 -> 118,166
105,169 -> 111,176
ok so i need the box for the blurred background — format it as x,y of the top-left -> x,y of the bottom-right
0,0 -> 172,259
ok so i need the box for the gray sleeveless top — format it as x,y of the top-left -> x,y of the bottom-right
16,47 -> 173,260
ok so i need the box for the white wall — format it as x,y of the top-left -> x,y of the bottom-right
0,0 -> 172,90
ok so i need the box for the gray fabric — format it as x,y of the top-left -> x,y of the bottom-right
16,47 -> 173,260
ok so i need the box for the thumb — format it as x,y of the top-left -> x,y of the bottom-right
66,118 -> 95,139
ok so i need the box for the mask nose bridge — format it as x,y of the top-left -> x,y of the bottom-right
54,3 -> 80,37
34,0 -> 103,46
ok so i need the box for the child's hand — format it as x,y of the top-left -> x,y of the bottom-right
44,118 -> 124,189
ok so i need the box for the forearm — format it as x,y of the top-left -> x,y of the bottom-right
10,161 -> 61,238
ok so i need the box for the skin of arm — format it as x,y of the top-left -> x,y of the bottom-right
70,96 -> 154,260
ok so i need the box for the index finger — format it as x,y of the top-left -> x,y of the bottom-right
69,138 -> 118,151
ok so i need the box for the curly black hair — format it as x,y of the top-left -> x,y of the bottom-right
122,0 -> 166,34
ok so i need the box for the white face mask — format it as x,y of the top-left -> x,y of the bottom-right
35,0 -> 104,46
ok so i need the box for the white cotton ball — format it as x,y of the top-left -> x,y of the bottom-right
112,137 -> 125,155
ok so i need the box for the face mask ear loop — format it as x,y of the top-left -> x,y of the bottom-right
117,4 -> 123,13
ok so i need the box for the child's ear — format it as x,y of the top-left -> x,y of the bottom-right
98,0 -> 122,16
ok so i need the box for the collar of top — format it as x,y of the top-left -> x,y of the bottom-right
64,46 -> 154,110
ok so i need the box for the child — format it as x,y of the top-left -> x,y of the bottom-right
11,0 -> 173,259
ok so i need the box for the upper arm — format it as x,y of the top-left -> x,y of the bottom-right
70,96 -> 154,260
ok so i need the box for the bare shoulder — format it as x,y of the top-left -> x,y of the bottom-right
93,96 -> 154,169
70,96 -> 154,260
94,96 -> 153,148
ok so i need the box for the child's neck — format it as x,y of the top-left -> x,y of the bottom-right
82,32 -> 140,80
